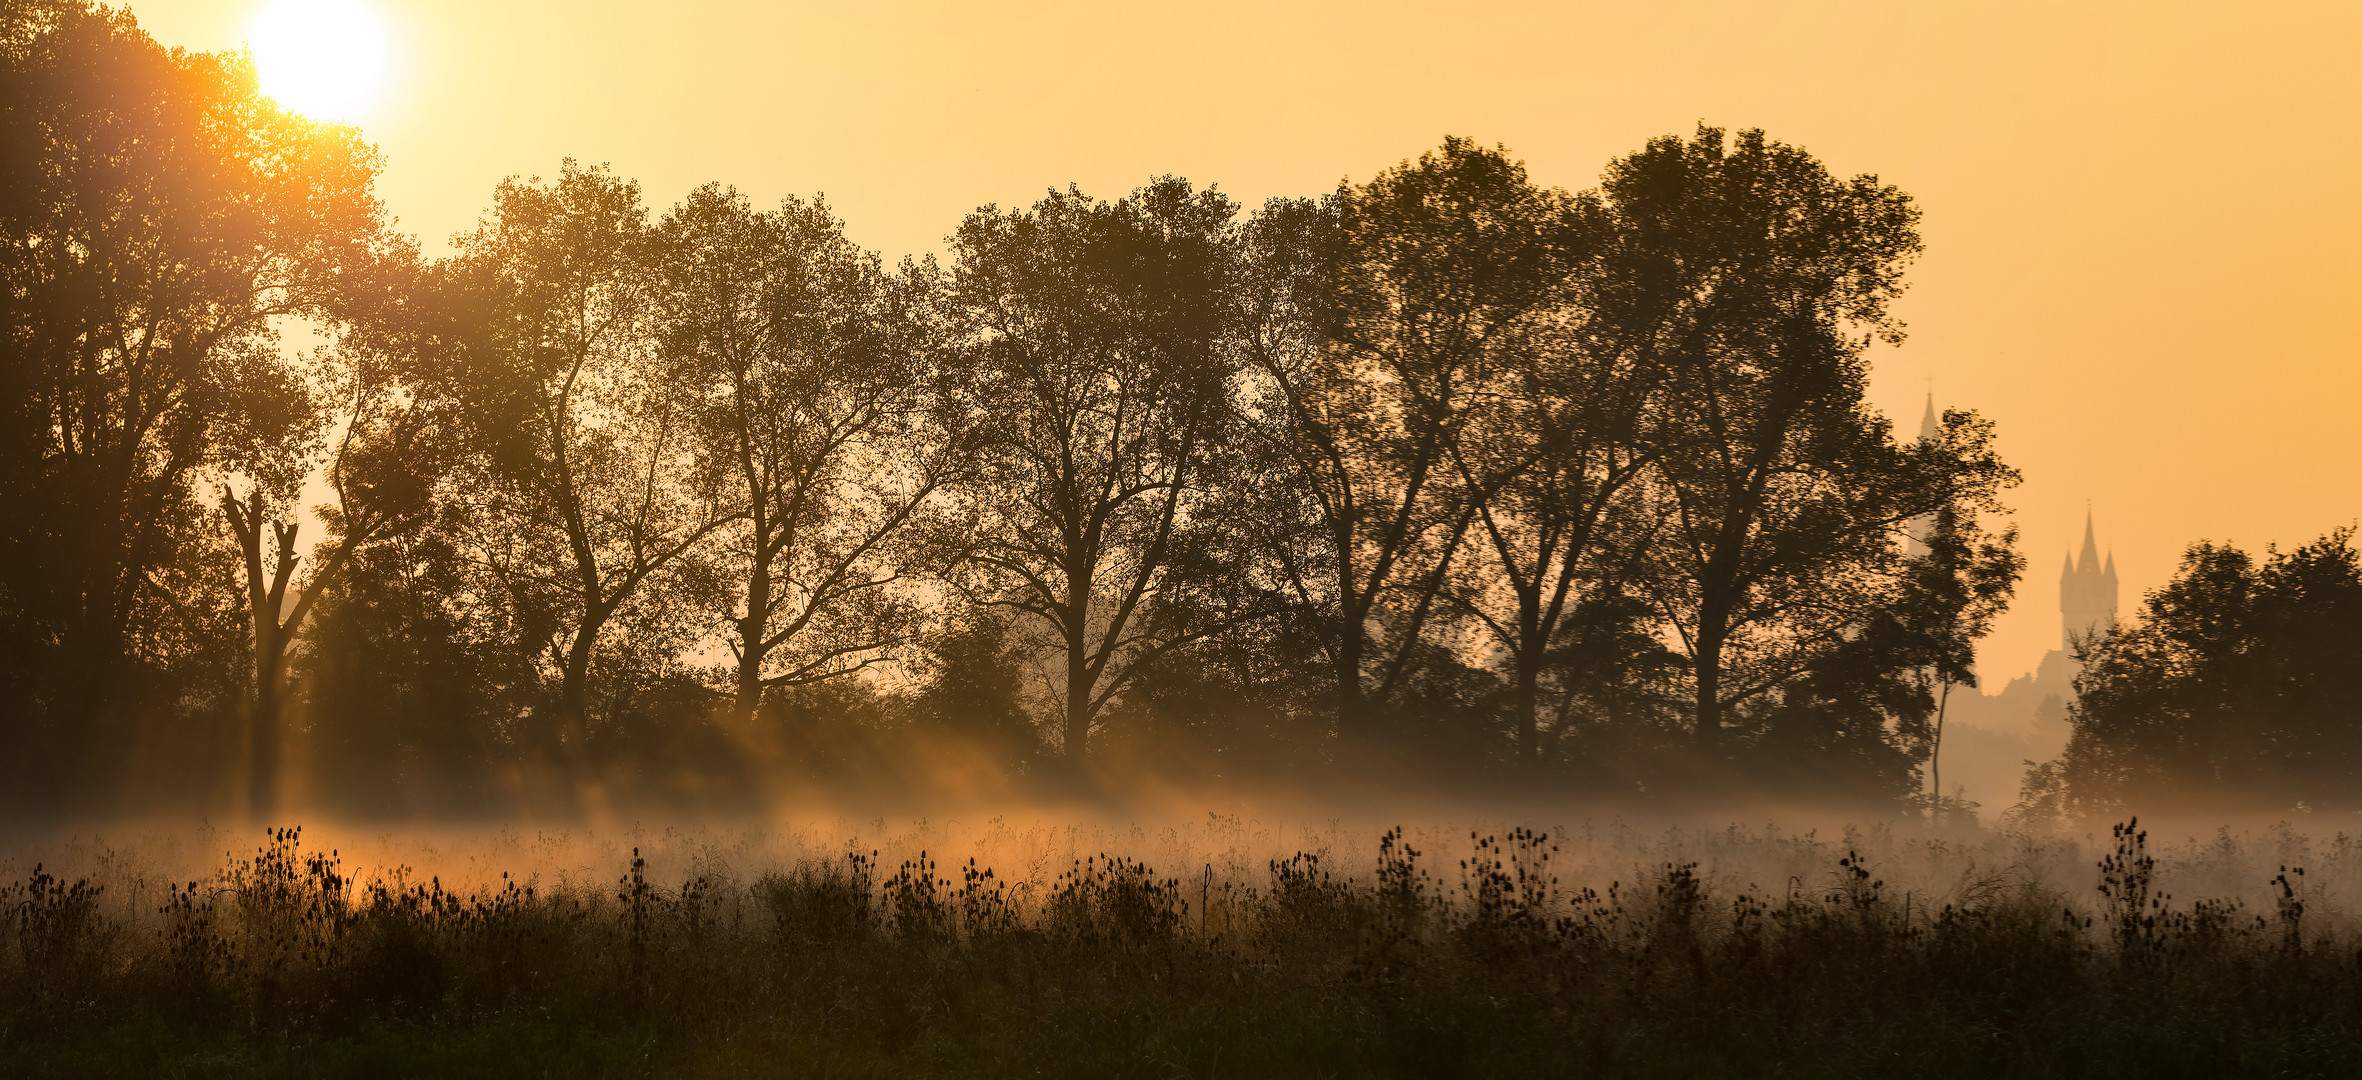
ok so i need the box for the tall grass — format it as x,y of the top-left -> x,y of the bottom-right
4,817 -> 2361,1077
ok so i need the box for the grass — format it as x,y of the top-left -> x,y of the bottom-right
4,817 -> 2361,1078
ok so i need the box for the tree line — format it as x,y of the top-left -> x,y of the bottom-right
2,3 -> 2025,817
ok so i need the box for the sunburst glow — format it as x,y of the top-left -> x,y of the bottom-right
247,0 -> 394,123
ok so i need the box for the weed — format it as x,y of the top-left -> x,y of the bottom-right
2,820 -> 2359,1077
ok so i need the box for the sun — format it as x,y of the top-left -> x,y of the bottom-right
247,0 -> 395,124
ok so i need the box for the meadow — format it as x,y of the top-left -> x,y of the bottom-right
5,811 -> 2361,1078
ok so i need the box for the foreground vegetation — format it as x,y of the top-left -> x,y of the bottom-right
5,818 -> 2360,1078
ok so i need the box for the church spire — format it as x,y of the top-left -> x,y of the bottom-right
1904,391 -> 1941,557
2061,508 -> 2119,650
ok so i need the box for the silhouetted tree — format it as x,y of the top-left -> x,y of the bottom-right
1911,495 -> 2024,813
437,163 -> 733,769
2040,528 -> 2362,815
1600,128 -> 2013,762
0,1 -> 387,800
217,247 -> 449,818
298,519 -> 523,817
906,610 -> 1041,774
654,184 -> 960,728
1540,587 -> 1690,783
1433,158 -> 1679,767
946,179 -> 1254,760
1243,139 -> 1577,745
1749,496 -> 2020,806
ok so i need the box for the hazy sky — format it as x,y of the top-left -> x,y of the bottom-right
133,0 -> 2360,685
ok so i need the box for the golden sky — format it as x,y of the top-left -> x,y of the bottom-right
134,0 -> 2361,685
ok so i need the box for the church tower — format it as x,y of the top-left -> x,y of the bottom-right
2059,510 -> 2119,649
1904,394 -> 1940,558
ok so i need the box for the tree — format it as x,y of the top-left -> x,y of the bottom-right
216,287 -> 446,819
0,1 -> 386,797
1435,162 -> 1676,767
655,184 -> 959,729
437,162 -> 732,767
1912,494 -> 2024,813
2039,528 -> 2362,816
296,506 -> 523,817
1600,127 -> 2013,759
1744,491 -> 2020,806
905,609 -> 1041,774
1242,138 -> 1579,745
946,178 -> 1252,760
1538,585 -> 1691,782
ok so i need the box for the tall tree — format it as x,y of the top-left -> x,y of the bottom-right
947,178 -> 1250,760
438,163 -> 732,765
216,284 -> 445,819
654,183 -> 958,727
1601,127 -> 2014,754
0,1 -> 386,793
1910,483 -> 2024,812
1242,138 -> 1576,743
1436,170 -> 1689,767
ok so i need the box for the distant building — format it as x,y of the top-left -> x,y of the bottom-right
2059,512 -> 2118,650
1904,394 -> 1940,559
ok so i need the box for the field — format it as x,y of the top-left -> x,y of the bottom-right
5,811 -> 2361,1078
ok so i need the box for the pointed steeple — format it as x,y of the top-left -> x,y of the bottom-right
1904,391 -> 1942,558
2061,508 -> 2120,650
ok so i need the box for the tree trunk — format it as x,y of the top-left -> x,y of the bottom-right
1692,577 -> 1735,753
1334,627 -> 1365,742
250,635 -> 286,821
223,488 -> 304,824
732,632 -> 768,727
1063,612 -> 1092,759
732,551 -> 773,726
555,614 -> 607,760
1515,651 -> 1542,765
1930,678 -> 1952,818
65,486 -> 138,746
1333,526 -> 1370,742
1515,590 -> 1544,764
1693,633 -> 1724,752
